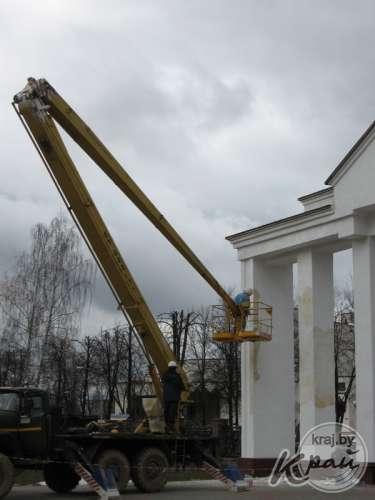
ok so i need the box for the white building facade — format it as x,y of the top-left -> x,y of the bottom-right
227,121 -> 375,477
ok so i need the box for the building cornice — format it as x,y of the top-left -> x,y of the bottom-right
298,187 -> 333,203
226,204 -> 333,244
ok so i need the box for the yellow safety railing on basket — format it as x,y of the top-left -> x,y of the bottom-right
211,291 -> 272,343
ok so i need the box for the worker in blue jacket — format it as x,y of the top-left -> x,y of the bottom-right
162,361 -> 184,433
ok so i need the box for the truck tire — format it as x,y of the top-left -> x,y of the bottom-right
131,447 -> 169,493
44,463 -> 80,493
96,448 -> 130,493
0,453 -> 14,499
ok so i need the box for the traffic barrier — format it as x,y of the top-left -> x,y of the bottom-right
201,461 -> 252,492
74,462 -> 120,499
201,461 -> 235,489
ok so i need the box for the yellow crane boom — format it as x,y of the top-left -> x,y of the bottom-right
13,77 -> 242,403
15,78 -> 238,317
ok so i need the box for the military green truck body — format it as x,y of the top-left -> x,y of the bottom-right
0,387 -> 217,498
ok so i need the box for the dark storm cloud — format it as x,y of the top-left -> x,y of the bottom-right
0,0 -> 374,331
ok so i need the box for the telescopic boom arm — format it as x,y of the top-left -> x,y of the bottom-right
13,78 -> 241,402
14,78 -> 238,318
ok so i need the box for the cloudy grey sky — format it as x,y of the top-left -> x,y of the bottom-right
0,1 -> 374,332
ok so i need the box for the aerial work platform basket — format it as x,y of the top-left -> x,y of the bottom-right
212,293 -> 272,343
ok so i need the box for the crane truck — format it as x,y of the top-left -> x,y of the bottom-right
0,78 -> 272,498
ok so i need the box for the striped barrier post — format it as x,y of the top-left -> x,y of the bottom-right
201,461 -> 235,489
201,461 -> 251,492
74,462 -> 120,499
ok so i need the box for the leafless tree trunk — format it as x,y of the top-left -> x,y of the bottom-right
127,326 -> 133,415
158,310 -> 199,366
333,278 -> 355,423
74,336 -> 96,416
189,308 -> 216,424
95,326 -> 129,419
0,214 -> 94,388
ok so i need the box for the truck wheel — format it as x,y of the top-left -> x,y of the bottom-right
44,463 -> 80,493
0,453 -> 14,498
96,449 -> 130,493
132,447 -> 169,493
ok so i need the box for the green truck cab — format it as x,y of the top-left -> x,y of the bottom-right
0,388 -> 50,461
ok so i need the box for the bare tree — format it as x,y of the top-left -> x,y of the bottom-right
208,290 -> 241,429
94,326 -> 129,419
213,341 -> 241,428
0,345 -> 28,387
43,334 -> 80,413
188,307 -> 217,424
74,336 -> 97,416
0,215 -> 94,387
158,310 -> 199,366
334,280 -> 355,423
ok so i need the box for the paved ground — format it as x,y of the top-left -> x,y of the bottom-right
8,480 -> 375,500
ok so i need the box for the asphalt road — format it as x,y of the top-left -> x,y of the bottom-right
7,480 -> 375,500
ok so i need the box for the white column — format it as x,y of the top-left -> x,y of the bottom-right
241,258 -> 294,458
353,237 -> 375,461
298,249 -> 335,439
